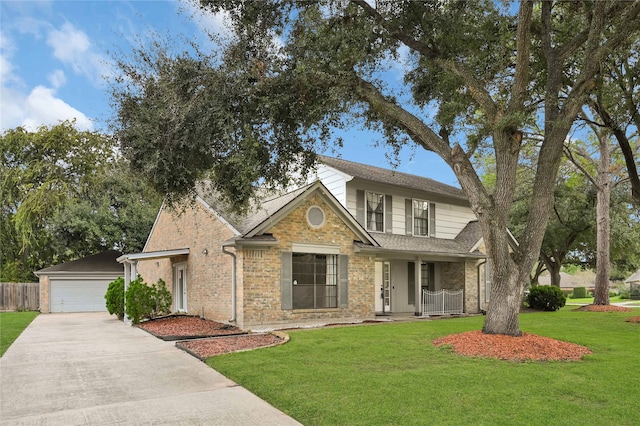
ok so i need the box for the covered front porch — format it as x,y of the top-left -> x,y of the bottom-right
355,233 -> 487,316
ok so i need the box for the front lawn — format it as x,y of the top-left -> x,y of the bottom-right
568,295 -> 639,305
0,311 -> 39,356
208,308 -> 640,425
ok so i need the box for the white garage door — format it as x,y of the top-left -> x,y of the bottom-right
50,279 -> 112,312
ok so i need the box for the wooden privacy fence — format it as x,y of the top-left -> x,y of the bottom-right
0,282 -> 40,311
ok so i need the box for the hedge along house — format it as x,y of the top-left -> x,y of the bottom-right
119,156 -> 492,330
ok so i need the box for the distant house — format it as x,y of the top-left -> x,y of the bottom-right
625,270 -> 640,288
537,272 -> 575,290
36,250 -> 123,313
118,156 -> 491,330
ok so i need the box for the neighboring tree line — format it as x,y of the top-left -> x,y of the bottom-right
1,121 -> 162,282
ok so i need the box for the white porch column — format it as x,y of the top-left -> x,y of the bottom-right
123,260 -> 138,325
123,262 -> 131,325
415,260 -> 422,316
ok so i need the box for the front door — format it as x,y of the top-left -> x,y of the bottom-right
173,263 -> 187,312
375,261 -> 391,313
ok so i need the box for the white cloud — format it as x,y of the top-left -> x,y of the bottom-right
48,69 -> 66,88
46,22 -> 112,83
1,33 -> 92,132
1,85 -> 93,132
178,0 -> 233,42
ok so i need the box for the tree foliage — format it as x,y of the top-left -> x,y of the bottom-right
111,1 -> 640,336
0,122 -> 162,281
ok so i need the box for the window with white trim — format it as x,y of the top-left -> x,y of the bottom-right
413,199 -> 430,236
366,191 -> 384,232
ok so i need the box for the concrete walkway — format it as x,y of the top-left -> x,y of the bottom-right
0,313 -> 301,425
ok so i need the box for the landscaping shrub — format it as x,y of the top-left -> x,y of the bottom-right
150,279 -> 172,317
619,288 -> 630,299
526,285 -> 566,311
124,276 -> 173,324
631,286 -> 640,300
105,277 -> 125,320
572,286 -> 587,298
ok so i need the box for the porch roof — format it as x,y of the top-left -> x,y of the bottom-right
356,233 -> 485,259
116,248 -> 190,263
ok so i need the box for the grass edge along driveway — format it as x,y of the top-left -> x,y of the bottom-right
0,311 -> 38,356
208,308 -> 640,426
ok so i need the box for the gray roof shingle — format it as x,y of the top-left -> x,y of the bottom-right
363,233 -> 483,257
35,250 -> 123,275
318,155 -> 467,203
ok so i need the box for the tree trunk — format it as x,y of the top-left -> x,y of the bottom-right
593,137 -> 612,305
548,262 -> 562,288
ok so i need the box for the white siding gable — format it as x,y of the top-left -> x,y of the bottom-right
343,181 -> 476,240
312,164 -> 351,207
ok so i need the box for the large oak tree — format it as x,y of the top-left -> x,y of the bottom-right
111,1 -> 640,336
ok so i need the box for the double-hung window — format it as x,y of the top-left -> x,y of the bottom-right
413,199 -> 430,236
366,191 -> 385,232
292,253 -> 338,309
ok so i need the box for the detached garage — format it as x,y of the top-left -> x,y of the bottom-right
35,250 -> 123,313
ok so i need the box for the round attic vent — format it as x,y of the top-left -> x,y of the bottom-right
307,206 -> 325,228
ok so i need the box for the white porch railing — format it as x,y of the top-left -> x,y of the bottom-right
421,289 -> 464,316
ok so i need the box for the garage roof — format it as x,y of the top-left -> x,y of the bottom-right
35,250 -> 123,276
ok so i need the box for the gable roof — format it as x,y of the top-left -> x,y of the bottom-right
625,269 -> 640,283
35,250 -> 123,276
318,155 -> 467,203
200,181 -> 379,247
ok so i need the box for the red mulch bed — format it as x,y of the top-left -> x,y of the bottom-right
137,315 -> 287,359
178,334 -> 286,360
626,316 -> 640,323
433,331 -> 592,362
573,305 -> 632,312
137,315 -> 246,340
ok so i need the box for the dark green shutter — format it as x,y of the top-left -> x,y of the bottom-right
408,262 -> 415,305
385,194 -> 392,233
356,190 -> 365,225
339,254 -> 348,308
405,199 -> 412,235
429,202 -> 436,237
281,252 -> 292,310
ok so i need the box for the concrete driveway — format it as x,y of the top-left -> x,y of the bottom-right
0,313 -> 300,425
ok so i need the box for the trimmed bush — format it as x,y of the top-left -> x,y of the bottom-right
572,286 -> 587,298
526,285 -> 566,311
124,276 -> 173,324
105,277 -> 125,320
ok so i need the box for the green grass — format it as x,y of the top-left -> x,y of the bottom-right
0,311 -> 38,356
567,295 -> 638,304
207,308 -> 640,425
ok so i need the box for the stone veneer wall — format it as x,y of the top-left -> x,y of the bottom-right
240,193 -> 376,330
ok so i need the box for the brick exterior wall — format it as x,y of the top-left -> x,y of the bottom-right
39,275 -> 50,313
137,200 -> 236,321
436,259 -> 486,315
240,193 -> 375,330
137,193 -> 376,330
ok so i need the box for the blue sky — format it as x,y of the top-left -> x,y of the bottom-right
1,0 -> 458,185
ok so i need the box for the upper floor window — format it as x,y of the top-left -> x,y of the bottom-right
366,191 -> 384,232
413,200 -> 430,236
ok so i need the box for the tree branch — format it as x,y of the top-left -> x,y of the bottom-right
350,0 -> 499,122
350,72 -> 492,213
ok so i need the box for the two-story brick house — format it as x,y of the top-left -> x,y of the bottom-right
119,156 -> 489,330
